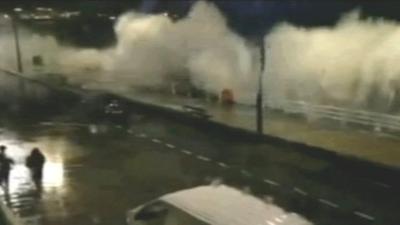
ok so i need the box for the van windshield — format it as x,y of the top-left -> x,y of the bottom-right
132,201 -> 208,225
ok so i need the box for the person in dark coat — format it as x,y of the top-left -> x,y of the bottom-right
26,148 -> 46,188
0,145 -> 5,159
0,145 -> 14,189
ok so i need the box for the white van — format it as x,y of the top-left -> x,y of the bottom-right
127,185 -> 312,225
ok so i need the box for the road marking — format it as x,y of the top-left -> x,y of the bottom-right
217,162 -> 229,168
373,181 -> 392,189
293,187 -> 308,196
354,211 -> 375,221
197,155 -> 211,162
115,125 -> 123,129
165,144 -> 175,149
40,122 -> 88,127
279,214 -> 288,219
240,169 -> 253,177
263,178 -> 280,186
65,164 -> 85,168
318,198 -> 339,208
40,122 -> 54,126
136,133 -> 147,138
181,150 -> 193,155
127,129 -> 134,134
152,139 -> 162,143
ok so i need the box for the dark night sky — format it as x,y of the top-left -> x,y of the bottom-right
3,0 -> 400,37
135,0 -> 400,36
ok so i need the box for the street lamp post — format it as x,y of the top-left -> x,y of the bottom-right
256,39 -> 265,134
4,13 -> 23,73
5,13 -> 25,102
10,14 -> 23,73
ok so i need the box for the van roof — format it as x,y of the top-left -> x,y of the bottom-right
161,185 -> 312,225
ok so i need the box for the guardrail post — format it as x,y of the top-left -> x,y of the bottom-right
256,92 -> 263,134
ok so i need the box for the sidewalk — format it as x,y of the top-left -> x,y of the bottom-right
112,91 -> 400,168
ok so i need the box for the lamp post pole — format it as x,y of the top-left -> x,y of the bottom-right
4,13 -> 23,73
256,39 -> 265,134
10,14 -> 23,73
6,13 -> 25,102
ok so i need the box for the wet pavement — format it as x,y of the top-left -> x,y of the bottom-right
0,109 -> 398,225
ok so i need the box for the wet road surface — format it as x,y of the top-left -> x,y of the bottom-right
0,111 -> 398,225
111,91 -> 400,167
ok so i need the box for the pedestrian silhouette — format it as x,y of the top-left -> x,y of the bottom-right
26,148 -> 46,190
0,145 -> 14,190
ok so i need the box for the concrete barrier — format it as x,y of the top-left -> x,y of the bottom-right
0,70 -> 82,119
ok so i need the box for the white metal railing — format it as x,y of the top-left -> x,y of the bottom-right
265,100 -> 400,132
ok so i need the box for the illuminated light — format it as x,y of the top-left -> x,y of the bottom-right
109,16 -> 116,20
9,165 -> 31,194
89,124 -> 98,134
3,14 -> 9,19
14,8 -> 23,12
42,162 -> 64,188
8,163 -> 64,193
7,162 -> 64,194
0,139 -> 29,160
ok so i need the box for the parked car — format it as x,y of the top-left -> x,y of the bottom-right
127,185 -> 312,225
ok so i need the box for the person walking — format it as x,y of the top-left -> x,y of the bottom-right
0,145 -> 5,158
26,148 -> 46,189
0,145 -> 14,189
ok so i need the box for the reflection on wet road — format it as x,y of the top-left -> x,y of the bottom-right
0,114 -> 397,225
0,129 -> 73,224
